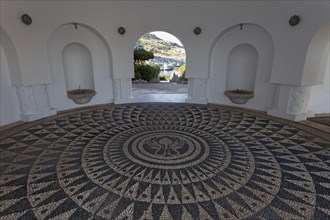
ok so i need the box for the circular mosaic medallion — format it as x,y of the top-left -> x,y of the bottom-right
0,104 -> 329,220
125,131 -> 207,165
111,129 -> 213,169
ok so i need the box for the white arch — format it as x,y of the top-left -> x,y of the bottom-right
301,24 -> 330,85
0,26 -> 22,86
208,23 -> 275,111
0,26 -> 21,125
306,24 -> 330,114
47,22 -> 114,110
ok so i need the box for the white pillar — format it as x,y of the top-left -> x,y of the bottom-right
17,85 -> 57,121
186,78 -> 208,104
113,78 -> 134,104
268,85 -> 314,121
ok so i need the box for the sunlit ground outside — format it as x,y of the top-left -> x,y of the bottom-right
133,82 -> 188,103
133,31 -> 188,102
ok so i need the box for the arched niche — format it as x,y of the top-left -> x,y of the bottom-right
0,45 -> 21,126
307,56 -> 330,114
0,26 -> 21,125
226,44 -> 258,91
47,23 -> 114,110
208,23 -> 275,110
0,26 -> 22,86
306,24 -> 330,114
301,25 -> 330,85
62,42 -> 95,90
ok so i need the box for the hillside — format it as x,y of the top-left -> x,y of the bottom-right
137,34 -> 186,61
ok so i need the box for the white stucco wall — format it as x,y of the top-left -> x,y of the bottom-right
1,1 -> 328,82
302,25 -> 330,86
0,47 -> 21,126
308,56 -> 330,114
0,1 -> 329,124
62,42 -> 95,91
226,44 -> 259,91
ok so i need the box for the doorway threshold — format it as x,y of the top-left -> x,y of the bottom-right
133,94 -> 187,103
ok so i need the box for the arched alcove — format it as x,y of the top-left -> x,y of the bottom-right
0,26 -> 22,86
226,44 -> 258,91
208,23 -> 275,110
0,46 -> 21,126
307,57 -> 330,114
47,23 -> 114,110
62,42 -> 95,91
0,26 -> 21,126
301,25 -> 330,85
306,24 -> 330,114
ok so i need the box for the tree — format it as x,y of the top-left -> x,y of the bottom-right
134,49 -> 154,64
135,64 -> 160,82
133,49 -> 159,82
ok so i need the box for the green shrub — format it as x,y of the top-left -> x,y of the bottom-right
159,75 -> 166,81
134,49 -> 154,64
159,74 -> 170,81
134,72 -> 142,80
135,64 -> 160,82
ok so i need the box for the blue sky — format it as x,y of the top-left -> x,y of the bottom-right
151,31 -> 183,47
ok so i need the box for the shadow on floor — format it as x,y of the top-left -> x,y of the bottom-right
307,116 -> 330,127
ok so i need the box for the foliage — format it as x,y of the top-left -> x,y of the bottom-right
159,75 -> 167,81
135,64 -> 160,82
133,49 -> 160,82
159,74 -> 170,81
134,72 -> 142,80
134,49 -> 154,64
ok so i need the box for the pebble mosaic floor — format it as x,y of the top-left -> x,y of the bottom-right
0,104 -> 329,219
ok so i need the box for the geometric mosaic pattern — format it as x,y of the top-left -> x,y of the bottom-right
0,104 -> 329,219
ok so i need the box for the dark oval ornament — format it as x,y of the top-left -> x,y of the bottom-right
289,15 -> 300,26
194,27 -> 202,35
21,14 -> 32,25
118,27 -> 126,35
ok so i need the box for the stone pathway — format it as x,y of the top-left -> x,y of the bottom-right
132,82 -> 188,103
132,82 -> 188,94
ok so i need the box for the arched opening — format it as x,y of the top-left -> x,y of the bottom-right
132,31 -> 188,102
226,44 -> 258,91
62,42 -> 95,91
